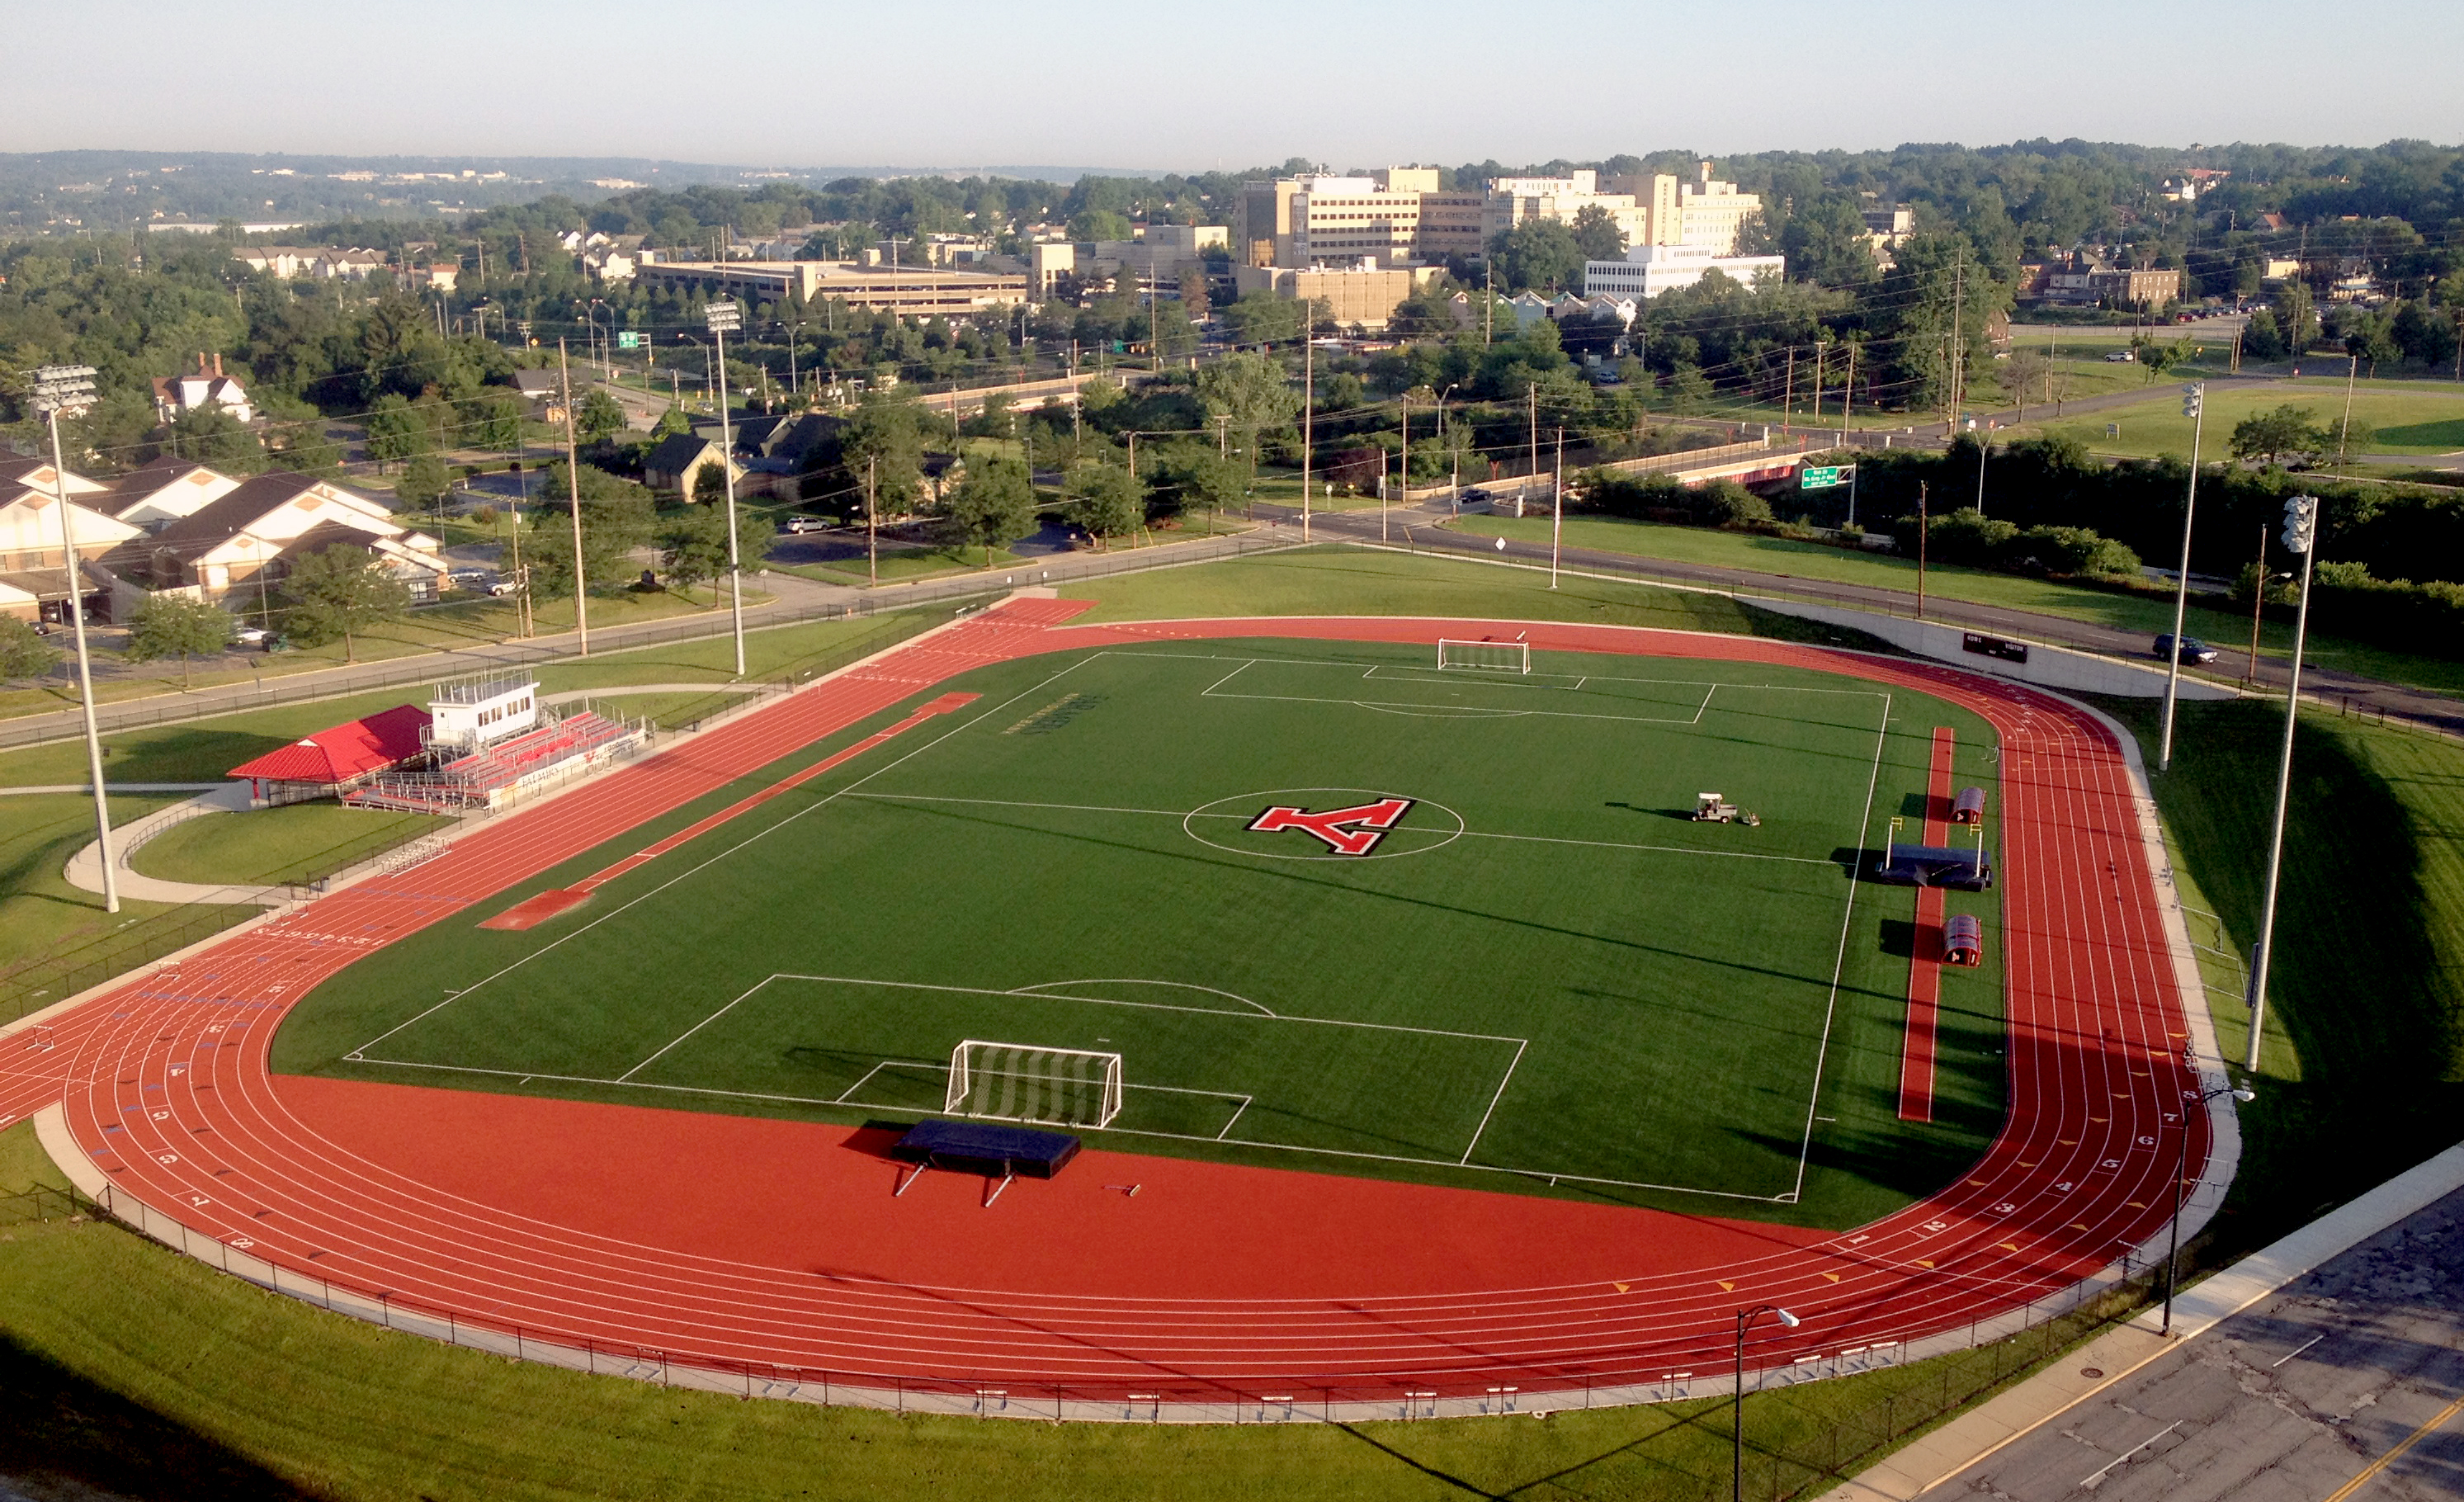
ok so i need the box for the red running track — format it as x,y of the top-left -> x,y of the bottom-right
0,602 -> 2208,1403
1899,727 -> 1958,1124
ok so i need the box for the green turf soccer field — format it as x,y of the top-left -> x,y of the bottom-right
275,635 -> 2010,1228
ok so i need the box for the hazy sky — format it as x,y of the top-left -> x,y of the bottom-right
10,0 -> 2459,169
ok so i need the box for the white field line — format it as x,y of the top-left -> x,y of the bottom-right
1788,690 -> 1895,1205
1460,1038 -> 1528,1165
616,975 -> 780,1082
846,791 -> 1840,866
343,654 -> 1107,1059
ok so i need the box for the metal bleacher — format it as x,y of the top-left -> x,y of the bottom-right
347,709 -> 643,815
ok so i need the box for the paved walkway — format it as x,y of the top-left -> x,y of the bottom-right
0,782 -> 228,796
62,783 -> 292,907
1821,1141 -> 2464,1500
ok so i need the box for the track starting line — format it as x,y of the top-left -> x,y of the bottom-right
480,692 -> 979,931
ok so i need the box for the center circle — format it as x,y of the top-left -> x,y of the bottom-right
1182,787 -> 1466,862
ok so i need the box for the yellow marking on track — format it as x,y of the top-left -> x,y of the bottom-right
1717,1280 -> 1735,1292
1614,1282 -> 1629,1293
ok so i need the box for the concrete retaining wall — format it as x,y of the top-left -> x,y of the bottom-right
1746,597 -> 2238,701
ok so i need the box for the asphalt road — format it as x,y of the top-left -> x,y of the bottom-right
1919,1185 -> 2464,1500
1270,501 -> 2464,738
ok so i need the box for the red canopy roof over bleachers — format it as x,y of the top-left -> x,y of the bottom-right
226,704 -> 431,786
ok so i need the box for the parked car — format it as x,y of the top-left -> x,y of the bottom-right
231,626 -> 270,646
487,579 -> 522,597
2104,349 -> 2137,363
2153,633 -> 2218,664
781,514 -> 828,535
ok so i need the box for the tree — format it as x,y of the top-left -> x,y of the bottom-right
1665,362 -> 1713,413
1569,205 -> 1626,262
1068,209 -> 1133,241
692,462 -> 730,507
1195,350 -> 1300,458
2241,308 -> 2289,361
163,405 -> 262,473
1065,463 -> 1142,543
1493,219 -> 1586,292
2229,404 -> 2326,466
2130,336 -> 2193,384
0,616 -> 61,683
363,394 -> 428,472
525,465 -> 657,598
458,392 -> 526,452
1221,290 -> 1308,345
397,453 -> 451,518
1155,449 -> 1244,531
942,455 -> 1040,564
121,593 -> 234,689
1780,194 -> 1880,286
656,507 -> 731,603
576,389 -> 628,444
2276,282 -> 2319,356
281,546 -> 411,663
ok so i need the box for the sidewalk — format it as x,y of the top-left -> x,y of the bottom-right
1818,1140 -> 2464,1500
61,782 -> 292,907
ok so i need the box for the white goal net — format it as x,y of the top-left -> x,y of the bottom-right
946,1040 -> 1124,1129
1436,639 -> 1532,674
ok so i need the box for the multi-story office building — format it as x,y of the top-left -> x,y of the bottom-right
1239,168 -> 1481,269
636,261 -> 1029,315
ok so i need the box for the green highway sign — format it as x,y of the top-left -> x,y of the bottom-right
1800,465 -> 1852,490
616,331 -> 643,349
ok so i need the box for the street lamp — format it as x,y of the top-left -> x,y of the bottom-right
706,299 -> 747,678
1733,1303 -> 1801,1501
2162,1081 -> 2256,1334
2244,495 -> 2319,1073
29,365 -> 118,912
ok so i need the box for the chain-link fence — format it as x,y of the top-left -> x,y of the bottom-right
0,903 -> 262,1024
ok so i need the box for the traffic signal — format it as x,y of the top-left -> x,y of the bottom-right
2181,382 -> 2204,419
2282,494 -> 2318,554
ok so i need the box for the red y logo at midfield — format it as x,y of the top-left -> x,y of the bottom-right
1246,797 -> 1417,856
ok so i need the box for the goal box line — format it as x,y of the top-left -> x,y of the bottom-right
1436,639 -> 1531,675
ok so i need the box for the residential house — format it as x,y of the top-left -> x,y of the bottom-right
152,352 -> 255,426
0,456 -> 142,623
231,246 -> 323,278
92,456 -> 244,531
711,411 -> 843,475
104,471 -> 448,607
510,370 -> 569,423
404,263 -> 460,293
643,433 -> 738,498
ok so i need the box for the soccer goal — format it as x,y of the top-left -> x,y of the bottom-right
946,1040 -> 1124,1130
1437,639 -> 1532,674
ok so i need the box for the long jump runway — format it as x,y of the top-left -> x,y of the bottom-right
0,598 -> 2209,1405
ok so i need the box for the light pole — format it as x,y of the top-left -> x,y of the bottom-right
2162,1081 -> 2255,1334
1733,1303 -> 1800,1501
30,365 -> 117,912
1436,382 -> 1462,514
706,299 -> 748,678
2159,382 -> 2207,772
2245,494 -> 2319,1073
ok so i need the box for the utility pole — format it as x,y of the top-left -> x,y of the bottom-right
1948,246 -> 1966,432
1527,383 -> 1538,512
2159,383 -> 2207,771
1782,345 -> 1795,423
866,456 -> 878,587
559,341 -> 588,655
2334,352 -> 2359,470
1842,342 -> 1855,433
1812,342 -> 1826,430
1916,481 -> 1929,618
1389,393 -> 1404,546
31,366 -> 116,913
707,300 -> 747,677
1550,427 -> 1565,589
1301,328 -> 1314,542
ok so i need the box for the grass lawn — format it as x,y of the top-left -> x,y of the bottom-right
130,803 -> 449,889
0,1114 -> 2133,1502
2095,695 -> 2464,1252
565,688 -> 759,730
0,793 -> 221,1013
1444,512 -> 2464,697
280,637 -> 2002,1227
2008,381 -> 2464,461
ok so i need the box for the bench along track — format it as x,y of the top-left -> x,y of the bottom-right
0,599 -> 2214,1410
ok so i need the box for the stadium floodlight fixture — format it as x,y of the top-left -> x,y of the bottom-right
2247,495 -> 2320,1075
2158,380 -> 2210,772
701,300 -> 745,674
28,364 -> 116,912
704,299 -> 742,334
